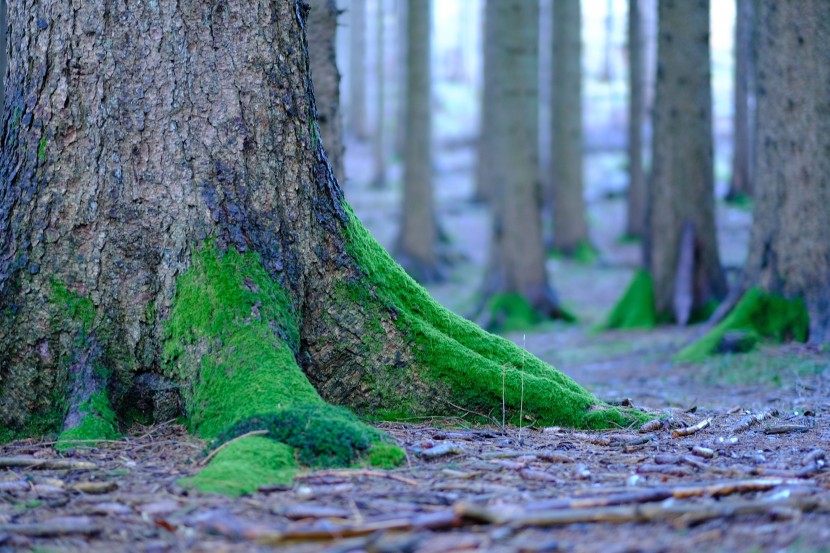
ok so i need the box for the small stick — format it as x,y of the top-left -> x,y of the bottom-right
519,334 -> 526,443
0,456 -> 96,470
200,430 -> 269,466
673,418 -> 712,437
295,469 -> 418,486
0,517 -> 100,537
730,408 -> 778,433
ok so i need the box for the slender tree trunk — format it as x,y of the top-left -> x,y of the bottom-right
625,0 -> 646,239
474,0 -> 499,203
395,0 -> 440,282
745,0 -> 830,342
726,0 -> 754,201
349,0 -> 368,138
308,0 -> 346,185
371,0 -> 386,186
551,0 -> 590,255
393,0 -> 407,160
647,0 -> 726,322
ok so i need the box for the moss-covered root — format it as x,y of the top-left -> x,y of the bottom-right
601,269 -> 657,330
675,288 -> 809,363
55,391 -> 121,452
344,208 -> 649,430
164,243 -> 404,495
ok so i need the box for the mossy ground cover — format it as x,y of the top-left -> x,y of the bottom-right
55,391 -> 121,452
343,207 -> 649,430
675,288 -> 809,363
164,243 -> 403,495
600,269 -> 656,330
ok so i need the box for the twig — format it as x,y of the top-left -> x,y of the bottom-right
673,418 -> 712,437
730,408 -> 778,433
200,430 -> 269,466
0,456 -> 96,470
445,400 -> 498,425
0,517 -> 100,536
295,469 -> 419,486
519,334 -> 526,443
764,424 -> 810,435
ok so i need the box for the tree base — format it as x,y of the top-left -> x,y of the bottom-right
601,270 -> 657,330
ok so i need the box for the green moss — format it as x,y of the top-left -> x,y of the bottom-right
55,391 -> 120,451
725,192 -> 753,210
50,279 -> 96,333
549,241 -> 599,265
37,137 -> 47,160
675,288 -> 809,363
342,206 -> 648,429
601,269 -> 656,330
368,442 -> 407,469
487,293 -> 542,332
179,436 -> 296,496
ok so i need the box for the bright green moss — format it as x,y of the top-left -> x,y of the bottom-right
601,269 -> 656,330
50,279 -> 96,333
487,293 -> 542,332
368,442 -> 407,469
550,241 -> 599,265
342,206 -> 648,429
55,391 -> 120,451
38,137 -> 47,160
675,288 -> 809,363
179,436 -> 296,496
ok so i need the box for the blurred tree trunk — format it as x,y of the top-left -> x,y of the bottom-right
396,0 -> 441,282
726,0 -> 754,201
474,0 -> 500,203
479,0 -> 569,326
371,0 -> 386,187
551,0 -> 590,256
349,0 -> 368,138
743,0 -> 830,342
394,0 -> 407,160
308,0 -> 345,185
625,0 -> 646,239
647,0 -> 725,323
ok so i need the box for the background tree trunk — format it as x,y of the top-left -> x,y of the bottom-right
726,0 -> 754,201
647,0 -> 726,322
371,0 -> 386,187
348,0 -> 368,138
308,0 -> 346,185
745,0 -> 830,343
625,0 -> 646,239
551,0 -> 590,255
395,0 -> 440,282
474,0 -> 500,204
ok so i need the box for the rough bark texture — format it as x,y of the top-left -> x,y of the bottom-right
348,0 -> 367,138
625,0 -> 646,239
395,0 -> 440,282
646,0 -> 726,321
727,0 -> 754,201
0,0 -> 636,438
370,0 -> 385,186
1,0 -> 6,106
745,0 -> 830,343
474,0 -> 499,203
551,0 -> 589,255
480,0 -> 567,323
307,0 -> 345,185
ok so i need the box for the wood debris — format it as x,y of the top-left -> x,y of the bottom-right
0,516 -> 100,537
730,408 -> 779,433
673,418 -> 712,437
763,424 -> 810,435
0,456 -> 96,470
418,442 -> 465,459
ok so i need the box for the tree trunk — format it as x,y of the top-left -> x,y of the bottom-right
308,0 -> 346,185
0,0 -> 640,478
348,0 -> 368,138
478,0 -> 569,328
646,0 -> 726,322
370,0 -> 386,187
0,0 -> 6,107
393,0 -> 407,160
551,0 -> 590,256
395,0 -> 440,282
625,0 -> 646,239
726,0 -> 754,201
474,0 -> 500,203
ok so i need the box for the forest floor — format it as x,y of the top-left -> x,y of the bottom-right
1,141 -> 829,552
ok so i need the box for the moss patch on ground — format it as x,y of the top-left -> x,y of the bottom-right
550,241 -> 599,265
163,242 -> 404,495
601,269 -> 656,330
675,288 -> 809,363
55,391 -> 120,452
486,293 -> 543,332
343,207 -> 649,429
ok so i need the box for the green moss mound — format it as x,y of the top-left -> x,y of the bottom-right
675,288 -> 809,363
368,442 -> 407,469
486,293 -> 576,332
601,269 -> 656,330
343,207 -> 648,429
55,392 -> 121,451
179,436 -> 296,496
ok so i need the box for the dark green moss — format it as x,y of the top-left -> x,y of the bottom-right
50,279 -> 96,333
675,288 -> 809,363
601,269 -> 656,330
55,391 -> 121,451
37,137 -> 47,160
342,206 -> 648,429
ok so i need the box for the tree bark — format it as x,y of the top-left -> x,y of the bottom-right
474,0 -> 500,204
308,0 -> 345,185
348,0 -> 368,138
551,0 -> 590,255
395,0 -> 440,282
625,0 -> 646,239
0,0 -> 635,450
745,0 -> 830,343
646,0 -> 726,322
370,0 -> 386,187
726,0 -> 754,201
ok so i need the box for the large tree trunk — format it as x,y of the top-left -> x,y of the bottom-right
474,0 -> 500,204
308,0 -> 345,185
550,0 -> 590,256
0,0 -> 639,481
726,0 -> 754,202
395,0 -> 440,282
646,0 -> 726,323
625,0 -> 646,239
370,0 -> 386,187
348,0 -> 368,138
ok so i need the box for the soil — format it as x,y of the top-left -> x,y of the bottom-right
2,139 -> 829,553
